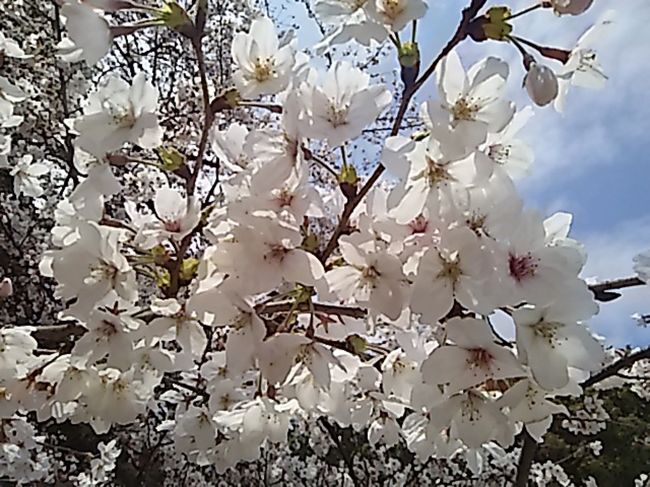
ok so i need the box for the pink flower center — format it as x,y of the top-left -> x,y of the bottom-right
409,215 -> 429,234
275,190 -> 294,208
508,252 -> 538,282
164,220 -> 181,233
467,348 -> 494,369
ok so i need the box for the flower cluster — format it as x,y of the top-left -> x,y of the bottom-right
0,0 -> 647,485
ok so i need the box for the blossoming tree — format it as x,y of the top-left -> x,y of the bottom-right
0,0 -> 648,485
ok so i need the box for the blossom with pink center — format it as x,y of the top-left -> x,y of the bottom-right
421,317 -> 525,395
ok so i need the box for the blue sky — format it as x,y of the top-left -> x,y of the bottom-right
271,0 -> 650,346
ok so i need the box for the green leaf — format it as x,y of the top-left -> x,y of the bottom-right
483,6 -> 513,41
158,146 -> 186,172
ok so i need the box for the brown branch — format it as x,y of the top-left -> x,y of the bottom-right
186,34 -> 214,196
515,430 -> 537,487
589,276 -> 645,302
318,0 -> 487,263
582,347 -> 650,389
258,301 -> 367,319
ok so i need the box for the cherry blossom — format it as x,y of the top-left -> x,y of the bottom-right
231,16 -> 296,98
74,73 -> 163,158
301,61 -> 392,147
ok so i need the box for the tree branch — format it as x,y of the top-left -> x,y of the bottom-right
582,347 -> 650,389
514,430 -> 537,487
589,276 -> 645,302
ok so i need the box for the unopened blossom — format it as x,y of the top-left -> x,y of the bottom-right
6,155 -> 49,198
421,317 -> 525,395
513,306 -> 605,390
74,73 -> 163,158
302,61 -> 392,147
524,62 -> 559,107
59,1 -> 112,65
428,52 -> 515,158
549,0 -> 593,16
0,277 -> 12,298
232,16 -> 295,98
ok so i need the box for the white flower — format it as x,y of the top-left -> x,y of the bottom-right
0,76 -> 26,127
555,11 -> 614,112
633,250 -> 650,283
429,389 -> 515,449
7,155 -> 49,198
428,52 -> 515,158
370,0 -> 428,33
513,306 -> 605,390
0,134 -> 9,166
146,298 -> 207,358
326,238 -> 406,320
74,73 -> 163,157
421,317 -> 525,395
313,0 -> 388,51
302,61 -> 392,147
135,187 -> 201,248
497,379 -> 568,441
503,210 -> 596,316
213,216 -> 325,294
0,31 -> 30,59
411,228 -> 496,322
72,308 -> 139,368
41,222 -> 137,316
232,16 -> 296,98
384,136 -> 477,223
59,1 -> 112,65
474,106 -> 535,180
524,62 -> 559,107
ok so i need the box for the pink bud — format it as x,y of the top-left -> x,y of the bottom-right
0,278 -> 13,298
524,63 -> 559,107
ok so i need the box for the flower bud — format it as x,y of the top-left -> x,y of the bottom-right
546,0 -> 594,16
398,42 -> 420,88
524,62 -> 558,107
0,277 -> 13,298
